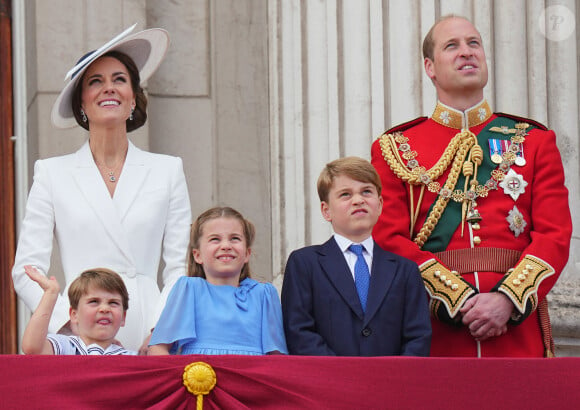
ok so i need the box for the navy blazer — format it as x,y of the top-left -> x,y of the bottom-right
282,237 -> 431,356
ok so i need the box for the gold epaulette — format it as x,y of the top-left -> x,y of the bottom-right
497,255 -> 555,314
419,259 -> 476,318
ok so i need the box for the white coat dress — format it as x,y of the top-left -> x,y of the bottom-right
12,141 -> 192,351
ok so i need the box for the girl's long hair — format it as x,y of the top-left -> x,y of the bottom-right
187,206 -> 255,282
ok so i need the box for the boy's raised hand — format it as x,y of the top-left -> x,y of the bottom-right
22,265 -> 61,354
24,265 -> 60,294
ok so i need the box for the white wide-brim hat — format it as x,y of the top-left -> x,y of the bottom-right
51,23 -> 169,128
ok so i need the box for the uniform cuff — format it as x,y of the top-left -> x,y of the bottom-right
493,255 -> 554,316
420,259 -> 477,319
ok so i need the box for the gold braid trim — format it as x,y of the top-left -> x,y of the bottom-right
379,132 -> 463,185
379,130 -> 478,248
420,259 -> 476,318
498,255 -> 555,314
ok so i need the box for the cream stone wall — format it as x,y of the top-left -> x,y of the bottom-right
18,0 -> 580,354
268,0 -> 580,356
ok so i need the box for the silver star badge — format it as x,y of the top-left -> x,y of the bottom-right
507,206 -> 527,237
499,169 -> 528,201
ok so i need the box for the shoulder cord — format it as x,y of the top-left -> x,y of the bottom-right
379,130 -> 479,247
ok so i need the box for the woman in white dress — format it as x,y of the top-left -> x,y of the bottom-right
12,25 -> 191,353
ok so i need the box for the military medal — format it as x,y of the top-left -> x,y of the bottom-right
507,205 -> 527,237
505,139 -> 526,166
489,124 -> 528,167
499,169 -> 528,200
515,144 -> 526,166
490,138 -> 526,167
489,139 -> 503,164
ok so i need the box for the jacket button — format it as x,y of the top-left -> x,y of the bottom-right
362,328 -> 372,337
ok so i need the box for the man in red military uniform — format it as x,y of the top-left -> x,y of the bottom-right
371,15 -> 571,357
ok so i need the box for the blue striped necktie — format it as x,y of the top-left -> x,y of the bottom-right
349,244 -> 370,312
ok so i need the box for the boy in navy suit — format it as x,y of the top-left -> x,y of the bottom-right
282,157 -> 431,356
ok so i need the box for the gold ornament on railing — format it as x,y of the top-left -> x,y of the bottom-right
183,362 -> 217,410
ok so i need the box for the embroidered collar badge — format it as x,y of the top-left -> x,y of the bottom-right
431,100 -> 492,129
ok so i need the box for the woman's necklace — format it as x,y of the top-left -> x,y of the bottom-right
96,161 -> 122,182
94,152 -> 127,183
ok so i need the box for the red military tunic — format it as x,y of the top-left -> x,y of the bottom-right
371,100 -> 572,357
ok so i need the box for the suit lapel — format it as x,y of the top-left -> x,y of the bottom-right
318,238 -> 365,319
364,243 -> 397,323
113,142 -> 150,221
71,141 -> 136,266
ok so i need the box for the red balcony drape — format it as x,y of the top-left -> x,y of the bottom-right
2,355 -> 579,409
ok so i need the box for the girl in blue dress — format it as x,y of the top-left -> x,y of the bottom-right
149,207 -> 288,355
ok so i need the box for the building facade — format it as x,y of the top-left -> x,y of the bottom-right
12,0 -> 580,354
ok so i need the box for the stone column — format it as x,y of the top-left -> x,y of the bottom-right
269,0 -> 580,355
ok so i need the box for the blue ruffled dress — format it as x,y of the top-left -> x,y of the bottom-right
150,277 -> 288,355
